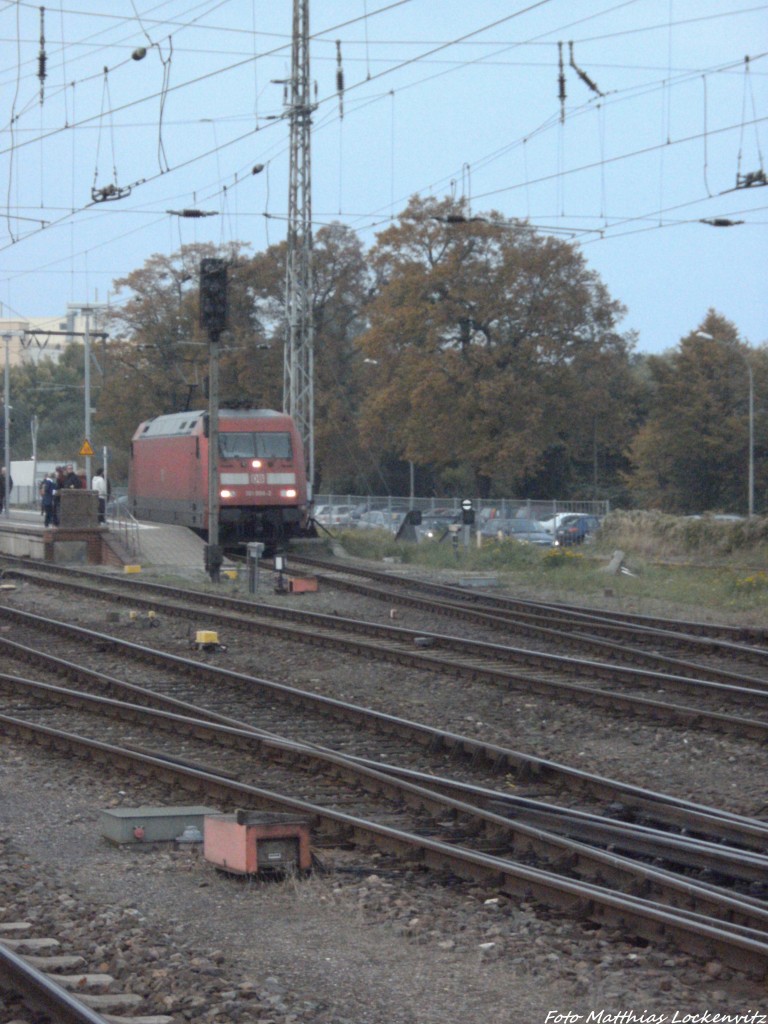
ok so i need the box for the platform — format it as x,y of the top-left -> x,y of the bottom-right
0,508 -> 218,577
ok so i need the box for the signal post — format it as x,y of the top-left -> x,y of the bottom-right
200,258 -> 228,583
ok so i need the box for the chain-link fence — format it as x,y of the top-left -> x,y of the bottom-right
313,494 -> 609,525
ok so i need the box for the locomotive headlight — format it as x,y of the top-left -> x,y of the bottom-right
220,488 -> 234,499
281,488 -> 297,498
251,459 -> 263,469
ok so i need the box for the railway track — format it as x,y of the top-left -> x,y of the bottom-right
0,830 -> 265,1023
2,555 -> 767,979
0,603 -> 764,847
2,597 -> 768,973
288,554 -> 768,648
0,936 -> 157,1024
5,666 -> 768,898
3,710 -> 768,977
286,554 -> 768,675
1,560 -> 767,740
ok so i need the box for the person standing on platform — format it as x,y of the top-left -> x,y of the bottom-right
53,466 -> 65,523
62,463 -> 82,489
91,467 -> 108,524
0,466 -> 12,513
40,469 -> 57,527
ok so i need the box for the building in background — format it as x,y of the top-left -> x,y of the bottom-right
0,304 -> 110,367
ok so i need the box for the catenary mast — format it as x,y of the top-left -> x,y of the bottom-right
283,0 -> 316,501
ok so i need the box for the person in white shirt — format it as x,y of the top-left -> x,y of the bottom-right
91,467 -> 108,524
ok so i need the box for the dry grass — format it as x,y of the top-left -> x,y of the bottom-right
598,509 -> 768,566
322,513 -> 768,625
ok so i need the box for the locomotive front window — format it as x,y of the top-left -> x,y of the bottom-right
219,431 -> 293,460
219,432 -> 256,458
256,432 -> 293,459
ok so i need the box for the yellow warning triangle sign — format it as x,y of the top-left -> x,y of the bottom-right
79,440 -> 95,457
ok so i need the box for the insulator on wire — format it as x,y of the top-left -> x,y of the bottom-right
38,6 -> 47,106
336,39 -> 345,119
557,42 -> 566,123
569,41 -> 603,97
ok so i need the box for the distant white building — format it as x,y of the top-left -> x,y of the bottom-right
0,304 -> 110,367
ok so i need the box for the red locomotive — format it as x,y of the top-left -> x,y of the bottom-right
128,408 -> 307,547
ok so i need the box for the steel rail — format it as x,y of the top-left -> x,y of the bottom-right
2,576 -> 767,742
4,664 -> 768,884
330,753 -> 768,885
6,671 -> 768,925
285,559 -> 768,671
0,942 -> 110,1024
5,560 -> 768,688
2,713 -> 768,978
287,555 -> 768,646
1,609 -> 766,852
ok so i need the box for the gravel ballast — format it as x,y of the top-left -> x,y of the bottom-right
1,562 -> 766,1022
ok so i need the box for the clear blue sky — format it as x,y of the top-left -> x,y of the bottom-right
1,0 -> 765,354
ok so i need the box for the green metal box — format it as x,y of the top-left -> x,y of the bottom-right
100,805 -> 218,844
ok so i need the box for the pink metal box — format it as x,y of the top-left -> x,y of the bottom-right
204,811 -> 312,875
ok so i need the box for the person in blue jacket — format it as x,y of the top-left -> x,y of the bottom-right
40,469 -> 57,527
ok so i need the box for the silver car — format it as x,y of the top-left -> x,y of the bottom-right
355,509 -> 402,533
314,504 -> 355,527
480,517 -> 553,546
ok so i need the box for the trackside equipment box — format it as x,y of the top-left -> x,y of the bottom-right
100,805 -> 217,844
204,811 -> 312,874
287,575 -> 318,593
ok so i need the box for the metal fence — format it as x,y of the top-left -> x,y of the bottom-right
106,502 -> 141,558
314,494 -> 610,521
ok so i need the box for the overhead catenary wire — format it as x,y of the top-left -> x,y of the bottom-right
3,0 -> 569,250
1,5 -> 760,171
0,0 -> 765,315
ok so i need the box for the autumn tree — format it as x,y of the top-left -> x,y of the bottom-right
626,311 -> 767,513
96,242 -> 269,479
235,222 -> 372,491
358,195 -> 635,498
96,226 -> 372,489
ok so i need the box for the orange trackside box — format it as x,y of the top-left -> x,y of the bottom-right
287,575 -> 318,593
204,811 -> 312,875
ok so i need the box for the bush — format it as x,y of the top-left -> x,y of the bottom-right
599,510 -> 768,563
542,547 -> 585,569
731,571 -> 768,593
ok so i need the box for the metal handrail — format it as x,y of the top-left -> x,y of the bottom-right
106,502 -> 141,558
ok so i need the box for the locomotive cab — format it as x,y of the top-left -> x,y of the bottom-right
129,408 -> 307,549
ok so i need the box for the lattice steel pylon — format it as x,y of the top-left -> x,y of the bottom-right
283,0 -> 316,500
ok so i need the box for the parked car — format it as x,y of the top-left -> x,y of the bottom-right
479,517 -> 553,546
554,514 -> 601,546
538,512 -> 577,535
313,504 -> 355,528
355,509 -> 402,533
415,512 -> 460,542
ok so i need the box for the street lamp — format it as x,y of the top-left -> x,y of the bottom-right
696,331 -> 754,517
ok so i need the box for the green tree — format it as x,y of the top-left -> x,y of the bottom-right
626,311 -> 767,513
358,195 -> 635,498
7,346 -> 89,463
